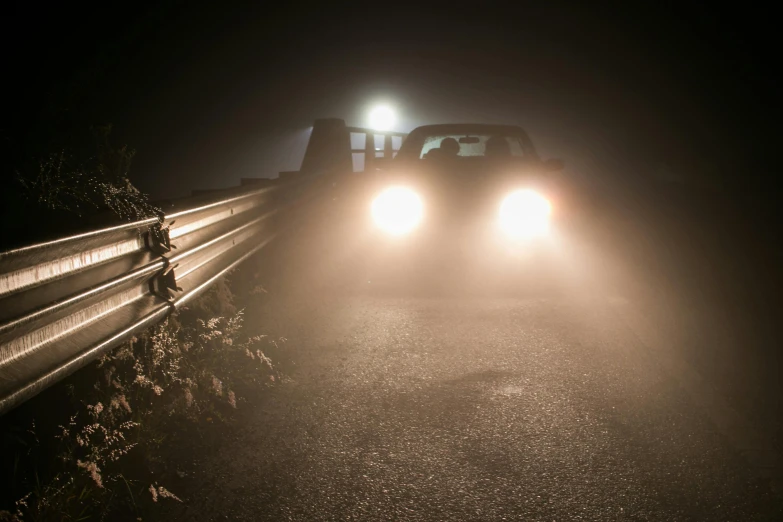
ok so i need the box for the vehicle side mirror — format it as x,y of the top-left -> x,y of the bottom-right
544,158 -> 564,171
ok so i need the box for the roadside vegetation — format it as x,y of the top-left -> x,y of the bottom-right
0,127 -> 283,521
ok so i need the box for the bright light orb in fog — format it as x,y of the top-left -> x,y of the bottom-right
368,105 -> 396,131
499,189 -> 552,239
371,186 -> 423,235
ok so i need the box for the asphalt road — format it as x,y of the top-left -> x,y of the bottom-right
173,187 -> 782,521
178,278 -> 780,520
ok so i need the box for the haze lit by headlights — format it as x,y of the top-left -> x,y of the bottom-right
371,187 -> 424,236
499,189 -> 552,238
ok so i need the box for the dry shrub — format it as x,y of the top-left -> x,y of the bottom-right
4,280 -> 284,520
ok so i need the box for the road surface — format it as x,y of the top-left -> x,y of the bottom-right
177,289 -> 780,519
172,188 -> 782,520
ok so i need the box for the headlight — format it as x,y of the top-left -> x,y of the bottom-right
371,186 -> 424,235
498,189 -> 552,238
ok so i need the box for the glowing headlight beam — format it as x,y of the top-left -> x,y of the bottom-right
371,186 -> 423,236
498,189 -> 552,239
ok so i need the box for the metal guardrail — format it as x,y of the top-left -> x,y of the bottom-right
0,118 -> 407,414
0,183 -> 280,414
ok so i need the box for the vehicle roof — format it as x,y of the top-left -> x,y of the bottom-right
408,123 -> 527,134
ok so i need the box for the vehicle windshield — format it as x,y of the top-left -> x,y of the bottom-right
415,133 -> 528,160
394,125 -> 540,163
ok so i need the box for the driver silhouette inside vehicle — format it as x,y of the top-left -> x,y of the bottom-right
426,137 -> 461,159
484,136 -> 511,158
439,137 -> 460,156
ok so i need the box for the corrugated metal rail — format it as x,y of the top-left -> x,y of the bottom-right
0,184 -> 281,414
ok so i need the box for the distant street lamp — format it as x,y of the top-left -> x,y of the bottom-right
368,105 -> 396,131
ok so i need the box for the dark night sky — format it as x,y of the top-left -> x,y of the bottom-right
3,2 -> 780,200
